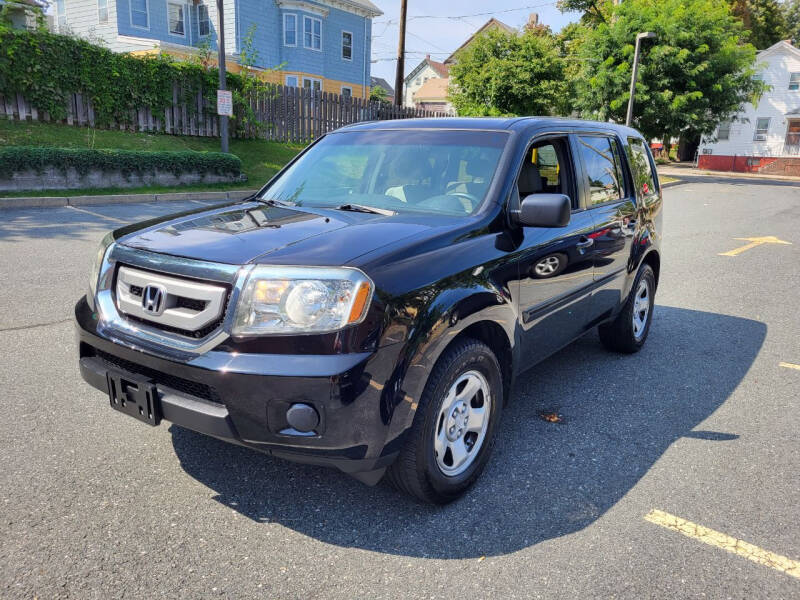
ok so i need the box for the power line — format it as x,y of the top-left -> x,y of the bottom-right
407,2 -> 557,20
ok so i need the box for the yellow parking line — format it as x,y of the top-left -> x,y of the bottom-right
779,362 -> 800,371
718,236 -> 791,257
644,510 -> 800,579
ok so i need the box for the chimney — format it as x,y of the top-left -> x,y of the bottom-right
528,13 -> 539,28
426,54 -> 430,60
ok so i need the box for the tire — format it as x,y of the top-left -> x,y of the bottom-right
386,338 -> 503,504
598,263 -> 656,353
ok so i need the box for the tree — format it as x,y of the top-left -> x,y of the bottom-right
572,0 -> 766,146
785,0 -> 800,43
729,0 -> 787,48
448,28 -> 568,117
556,0 -> 611,25
369,85 -> 389,103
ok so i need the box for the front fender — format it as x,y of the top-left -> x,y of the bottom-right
376,275 -> 518,457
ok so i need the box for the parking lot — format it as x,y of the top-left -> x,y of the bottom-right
1,179 -> 798,598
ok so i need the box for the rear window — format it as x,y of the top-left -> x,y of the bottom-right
626,138 -> 658,200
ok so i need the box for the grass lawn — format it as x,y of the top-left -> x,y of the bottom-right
0,119 -> 305,197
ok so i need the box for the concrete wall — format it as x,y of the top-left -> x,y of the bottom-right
1,167 -> 244,191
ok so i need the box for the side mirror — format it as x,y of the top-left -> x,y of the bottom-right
517,193 -> 571,228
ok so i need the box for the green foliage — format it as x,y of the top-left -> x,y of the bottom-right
0,146 -> 242,180
729,0 -> 787,49
0,29 -> 261,129
369,85 -> 389,103
448,28 -> 568,117
571,0 -> 766,142
556,0 -> 612,25
784,0 -> 800,43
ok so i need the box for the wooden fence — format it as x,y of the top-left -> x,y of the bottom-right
0,84 -> 450,143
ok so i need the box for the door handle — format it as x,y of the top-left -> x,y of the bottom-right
576,237 -> 594,250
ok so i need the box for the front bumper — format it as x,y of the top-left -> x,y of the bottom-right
76,297 -> 405,481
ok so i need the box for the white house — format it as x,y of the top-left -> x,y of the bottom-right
698,40 -> 800,175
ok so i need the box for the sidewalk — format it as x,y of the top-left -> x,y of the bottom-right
657,162 -> 800,183
0,189 -> 259,210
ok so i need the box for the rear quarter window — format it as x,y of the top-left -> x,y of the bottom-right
626,138 -> 659,200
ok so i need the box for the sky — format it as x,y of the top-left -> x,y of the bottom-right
368,0 -> 582,86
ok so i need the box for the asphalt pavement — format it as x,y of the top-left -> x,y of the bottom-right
1,181 -> 798,598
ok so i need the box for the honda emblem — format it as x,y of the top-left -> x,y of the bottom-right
141,284 -> 167,316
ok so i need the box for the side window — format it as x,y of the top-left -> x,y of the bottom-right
517,137 -> 576,208
626,138 -> 658,200
576,135 -> 623,206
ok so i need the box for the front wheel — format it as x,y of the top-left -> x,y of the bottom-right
598,263 -> 656,353
386,338 -> 503,504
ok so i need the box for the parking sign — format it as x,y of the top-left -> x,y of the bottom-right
217,90 -> 233,116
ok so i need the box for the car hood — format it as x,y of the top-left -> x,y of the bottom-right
116,201 -> 451,266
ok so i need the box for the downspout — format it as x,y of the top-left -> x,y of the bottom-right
363,16 -> 367,99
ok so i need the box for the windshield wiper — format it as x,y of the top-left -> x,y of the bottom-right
257,197 -> 292,207
335,203 -> 396,216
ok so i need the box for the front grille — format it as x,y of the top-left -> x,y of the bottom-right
94,349 -> 223,404
115,264 -> 230,339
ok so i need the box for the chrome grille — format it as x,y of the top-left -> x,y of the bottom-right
115,265 -> 228,335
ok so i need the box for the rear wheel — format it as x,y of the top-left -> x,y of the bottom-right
386,338 -> 503,504
598,263 -> 656,353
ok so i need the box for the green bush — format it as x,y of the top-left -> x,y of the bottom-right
0,29 -> 257,132
0,146 -> 242,179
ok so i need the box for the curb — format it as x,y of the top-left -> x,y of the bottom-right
0,189 -> 259,210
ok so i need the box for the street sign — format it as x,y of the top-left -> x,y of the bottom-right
217,90 -> 233,116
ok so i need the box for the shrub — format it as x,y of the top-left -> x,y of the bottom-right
0,146 -> 242,180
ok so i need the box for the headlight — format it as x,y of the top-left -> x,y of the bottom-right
88,232 -> 114,300
232,266 -> 374,336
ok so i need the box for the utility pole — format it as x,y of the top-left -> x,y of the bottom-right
393,0 -> 407,107
216,0 -> 229,153
625,31 -> 656,127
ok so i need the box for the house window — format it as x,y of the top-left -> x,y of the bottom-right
285,75 -> 298,87
197,4 -> 210,36
342,31 -> 352,60
130,0 -> 148,28
97,0 -> 108,24
56,0 -> 67,29
284,14 -> 296,46
304,16 -> 321,50
341,86 -> 352,98
754,117 -> 770,141
717,120 -> 731,140
302,77 -> 322,92
168,2 -> 184,36
790,73 -> 800,91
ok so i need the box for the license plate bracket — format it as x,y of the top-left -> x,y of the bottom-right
107,370 -> 161,426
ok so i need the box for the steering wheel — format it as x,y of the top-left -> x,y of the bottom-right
445,190 -> 480,210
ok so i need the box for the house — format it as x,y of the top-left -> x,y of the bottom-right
403,54 -> 449,108
51,0 -> 382,99
698,40 -> 800,175
402,18 -> 516,113
0,0 -> 45,29
369,76 -> 393,98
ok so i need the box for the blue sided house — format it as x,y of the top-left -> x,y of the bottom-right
52,0 -> 382,98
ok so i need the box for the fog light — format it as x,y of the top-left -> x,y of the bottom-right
285,403 -> 319,433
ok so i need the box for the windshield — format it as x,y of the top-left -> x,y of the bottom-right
260,130 -> 509,217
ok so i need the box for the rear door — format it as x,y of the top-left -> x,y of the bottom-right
514,134 -> 597,364
572,133 -> 637,322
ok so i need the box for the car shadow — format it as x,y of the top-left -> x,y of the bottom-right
170,305 -> 765,559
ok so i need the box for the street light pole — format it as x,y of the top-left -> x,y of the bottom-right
216,0 -> 229,153
625,31 -> 656,127
393,0 -> 407,107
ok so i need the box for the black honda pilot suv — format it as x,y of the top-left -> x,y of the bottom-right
76,118 -> 663,504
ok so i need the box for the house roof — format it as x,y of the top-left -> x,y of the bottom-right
404,55 -> 449,84
757,39 -> 800,60
444,18 -> 515,64
370,76 -> 394,96
413,77 -> 450,102
329,0 -> 382,17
